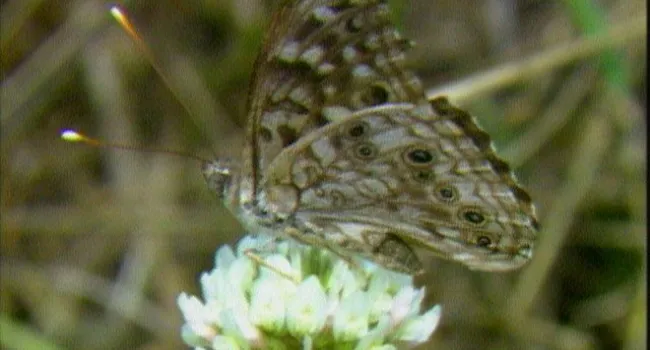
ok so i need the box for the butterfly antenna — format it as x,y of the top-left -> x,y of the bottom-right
61,129 -> 210,163
110,5 -> 218,158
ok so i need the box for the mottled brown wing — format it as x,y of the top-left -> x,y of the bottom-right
244,0 -> 424,197
263,99 -> 538,272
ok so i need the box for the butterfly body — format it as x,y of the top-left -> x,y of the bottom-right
203,0 -> 538,274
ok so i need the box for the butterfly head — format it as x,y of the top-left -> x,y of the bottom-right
202,159 -> 236,200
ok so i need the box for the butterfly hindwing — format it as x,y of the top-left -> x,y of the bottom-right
263,100 -> 537,271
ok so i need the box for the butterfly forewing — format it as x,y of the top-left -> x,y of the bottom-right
246,0 -> 424,192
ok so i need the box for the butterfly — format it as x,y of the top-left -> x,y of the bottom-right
202,0 -> 538,274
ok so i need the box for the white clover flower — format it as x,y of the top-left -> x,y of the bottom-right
177,234 -> 442,349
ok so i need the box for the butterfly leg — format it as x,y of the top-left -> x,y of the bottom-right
242,248 -> 301,283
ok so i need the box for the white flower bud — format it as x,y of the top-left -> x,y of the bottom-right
286,276 -> 328,336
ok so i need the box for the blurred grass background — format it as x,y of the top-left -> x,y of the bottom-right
1,0 -> 646,349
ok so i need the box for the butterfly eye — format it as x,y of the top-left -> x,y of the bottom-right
346,121 -> 370,139
435,184 -> 458,202
353,143 -> 378,160
461,208 -> 487,226
476,236 -> 492,248
404,147 -> 435,166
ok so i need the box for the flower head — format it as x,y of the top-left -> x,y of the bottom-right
177,235 -> 442,349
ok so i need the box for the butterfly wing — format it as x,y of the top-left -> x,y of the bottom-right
243,0 -> 425,201
263,99 -> 538,272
